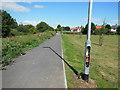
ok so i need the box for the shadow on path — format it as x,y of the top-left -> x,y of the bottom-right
43,47 -> 83,78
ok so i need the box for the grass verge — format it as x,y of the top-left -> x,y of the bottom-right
62,34 -> 118,88
1,31 -> 55,67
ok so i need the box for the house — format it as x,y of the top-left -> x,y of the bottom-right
96,25 -> 102,30
70,27 -> 81,32
111,25 -> 118,32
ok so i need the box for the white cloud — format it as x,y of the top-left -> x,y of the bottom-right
111,20 -> 120,22
19,20 -> 41,26
81,18 -> 103,21
0,2 -> 30,12
34,5 -> 44,8
24,1 -> 32,4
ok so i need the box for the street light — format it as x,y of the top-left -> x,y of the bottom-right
83,0 -> 93,82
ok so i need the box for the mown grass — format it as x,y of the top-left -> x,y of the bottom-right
62,34 -> 118,88
1,31 -> 55,67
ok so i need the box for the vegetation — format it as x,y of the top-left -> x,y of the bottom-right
16,24 -> 37,34
62,34 -> 118,88
56,24 -> 70,32
36,21 -> 54,32
55,24 -> 62,32
105,24 -> 111,29
117,26 -> 120,35
2,31 -> 55,67
1,10 -> 18,37
63,26 -> 70,31
1,10 -> 55,38
82,22 -> 96,34
82,22 -> 117,35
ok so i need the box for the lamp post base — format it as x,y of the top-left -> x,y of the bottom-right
83,74 -> 89,82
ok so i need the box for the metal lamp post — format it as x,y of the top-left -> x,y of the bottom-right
83,0 -> 93,82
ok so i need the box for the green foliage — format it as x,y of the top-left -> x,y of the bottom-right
48,26 -> 54,31
11,29 -> 24,36
17,24 -> 25,32
17,24 -> 37,34
117,26 -> 120,35
23,24 -> 37,34
1,10 -> 18,37
36,22 -> 49,32
2,31 -> 56,66
63,26 -> 70,31
94,25 -> 111,35
83,22 -> 96,34
81,27 -> 85,33
105,24 -> 111,29
94,26 -> 115,35
1,10 -> 55,37
56,24 -> 62,32
94,29 -> 102,35
57,24 -> 61,29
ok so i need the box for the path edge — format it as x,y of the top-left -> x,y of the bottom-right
60,34 -> 68,89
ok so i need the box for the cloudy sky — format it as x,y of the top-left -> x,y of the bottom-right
0,1 -> 119,28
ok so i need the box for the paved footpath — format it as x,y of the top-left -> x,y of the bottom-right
2,34 -> 67,88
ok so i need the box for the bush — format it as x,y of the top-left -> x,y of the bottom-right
2,31 -> 56,66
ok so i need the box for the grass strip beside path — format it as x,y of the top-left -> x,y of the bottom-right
62,34 -> 118,88
2,31 -> 56,66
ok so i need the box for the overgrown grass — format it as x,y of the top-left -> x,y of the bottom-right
62,34 -> 118,88
1,31 -> 55,67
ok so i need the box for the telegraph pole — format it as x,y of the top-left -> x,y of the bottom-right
83,0 -> 93,82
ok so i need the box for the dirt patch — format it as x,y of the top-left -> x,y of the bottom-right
72,73 -> 97,88
78,78 -> 97,88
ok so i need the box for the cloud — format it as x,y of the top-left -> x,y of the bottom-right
0,2 -> 30,12
34,5 -> 44,8
24,1 -> 32,4
81,18 -> 103,21
19,20 -> 41,26
111,20 -> 120,22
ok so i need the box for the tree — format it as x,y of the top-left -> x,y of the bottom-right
56,24 -> 62,32
1,10 -> 18,37
57,24 -> 61,29
63,26 -> 70,31
79,26 -> 84,38
36,22 -> 49,32
105,24 -> 111,29
48,26 -> 54,31
98,23 -> 108,46
117,26 -> 120,35
17,24 -> 26,32
17,24 -> 37,34
25,25 -> 37,34
83,22 -> 96,34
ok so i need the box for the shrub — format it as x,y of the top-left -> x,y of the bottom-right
2,31 -> 56,66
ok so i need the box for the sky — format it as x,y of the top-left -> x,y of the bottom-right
0,2 -> 119,28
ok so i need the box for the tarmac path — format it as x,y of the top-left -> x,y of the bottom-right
2,34 -> 67,88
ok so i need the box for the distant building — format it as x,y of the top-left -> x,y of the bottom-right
96,25 -> 103,30
111,25 -> 118,32
70,27 -> 82,32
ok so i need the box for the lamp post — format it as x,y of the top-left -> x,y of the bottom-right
83,0 -> 93,82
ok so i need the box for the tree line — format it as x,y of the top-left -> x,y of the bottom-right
1,10 -> 120,38
1,10 -> 55,38
55,22 -> 120,35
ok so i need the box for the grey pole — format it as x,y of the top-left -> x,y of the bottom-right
83,0 -> 93,82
